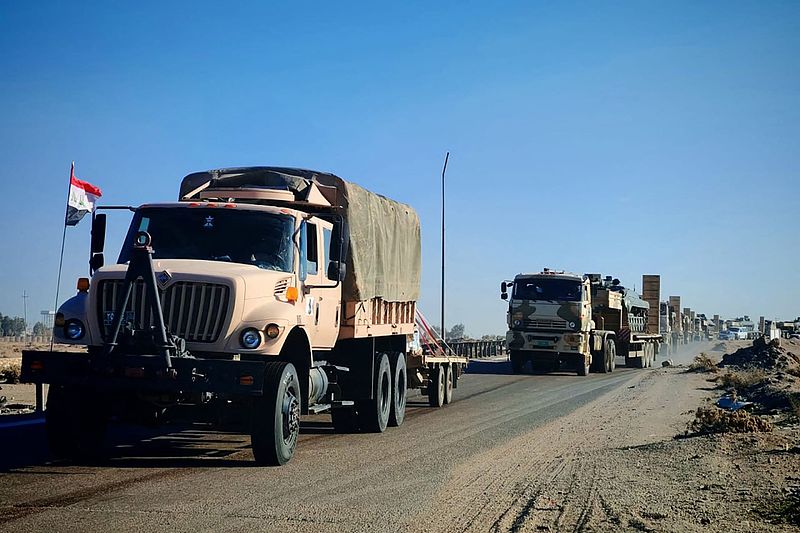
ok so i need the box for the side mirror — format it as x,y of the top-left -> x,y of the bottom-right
501,292 -> 508,300
327,261 -> 346,281
91,213 -> 107,254
89,253 -> 105,273
501,281 -> 508,293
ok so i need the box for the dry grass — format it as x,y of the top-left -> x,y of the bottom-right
686,406 -> 772,435
688,353 -> 719,373
717,369 -> 768,392
0,358 -> 21,384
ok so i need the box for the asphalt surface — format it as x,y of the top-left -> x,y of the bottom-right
0,348 -> 709,532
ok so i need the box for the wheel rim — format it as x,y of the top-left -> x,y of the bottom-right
380,370 -> 391,415
281,384 -> 300,445
438,368 -> 445,397
446,367 -> 453,395
398,368 -> 406,409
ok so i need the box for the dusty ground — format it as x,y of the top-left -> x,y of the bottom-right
2,343 -> 798,532
408,366 -> 800,532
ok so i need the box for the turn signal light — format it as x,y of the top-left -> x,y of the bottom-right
29,360 -> 44,371
285,286 -> 299,303
240,375 -> 254,386
54,313 -> 65,327
77,278 -> 90,292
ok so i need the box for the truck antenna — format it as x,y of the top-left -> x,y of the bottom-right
441,151 -> 450,339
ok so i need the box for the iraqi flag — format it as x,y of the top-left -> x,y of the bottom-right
66,163 -> 102,226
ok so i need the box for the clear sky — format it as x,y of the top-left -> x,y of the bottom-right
1,1 -> 798,336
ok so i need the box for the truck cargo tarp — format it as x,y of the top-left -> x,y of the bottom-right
180,167 -> 421,302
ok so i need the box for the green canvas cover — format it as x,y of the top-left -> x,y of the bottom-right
180,167 -> 421,302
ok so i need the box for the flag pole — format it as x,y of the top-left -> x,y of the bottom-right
50,161 -> 73,351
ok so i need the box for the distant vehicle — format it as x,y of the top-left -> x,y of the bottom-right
500,270 -> 661,376
725,327 -> 748,340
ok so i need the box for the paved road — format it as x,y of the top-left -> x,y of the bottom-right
0,347 -> 710,532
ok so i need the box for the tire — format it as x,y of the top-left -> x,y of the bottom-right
510,352 -> 525,374
357,353 -> 392,433
443,364 -> 454,405
46,385 -> 107,461
389,353 -> 407,427
251,361 -> 301,466
576,357 -> 590,376
428,364 -> 445,407
607,339 -> 616,372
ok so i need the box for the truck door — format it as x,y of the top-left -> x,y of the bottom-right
303,218 -> 341,349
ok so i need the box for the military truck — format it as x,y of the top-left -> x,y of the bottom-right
500,269 -> 662,375
22,167 -> 466,465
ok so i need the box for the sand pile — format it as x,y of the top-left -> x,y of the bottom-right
720,337 -> 800,371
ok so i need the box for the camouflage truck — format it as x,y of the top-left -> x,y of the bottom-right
22,167 -> 465,465
500,269 -> 662,375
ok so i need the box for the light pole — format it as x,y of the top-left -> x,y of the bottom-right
440,152 -> 449,341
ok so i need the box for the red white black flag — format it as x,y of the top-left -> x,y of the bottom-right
66,162 -> 102,226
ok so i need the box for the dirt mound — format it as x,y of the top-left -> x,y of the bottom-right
720,337 -> 800,371
687,406 -> 773,435
712,342 -> 728,352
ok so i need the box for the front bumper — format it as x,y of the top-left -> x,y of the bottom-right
21,350 -> 267,396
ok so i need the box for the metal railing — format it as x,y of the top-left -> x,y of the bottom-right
447,340 -> 506,359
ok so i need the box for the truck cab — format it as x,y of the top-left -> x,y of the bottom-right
501,269 -> 613,376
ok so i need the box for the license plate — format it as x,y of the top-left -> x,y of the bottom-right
534,340 -> 552,347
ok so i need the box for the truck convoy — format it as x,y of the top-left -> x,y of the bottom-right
500,269 -> 663,375
21,167 -> 466,465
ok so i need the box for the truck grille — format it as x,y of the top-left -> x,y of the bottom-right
522,318 -> 568,330
97,280 -> 230,343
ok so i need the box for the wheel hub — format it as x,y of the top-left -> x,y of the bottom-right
282,389 -> 300,443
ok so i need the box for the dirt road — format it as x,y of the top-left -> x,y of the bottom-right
2,343 -> 797,532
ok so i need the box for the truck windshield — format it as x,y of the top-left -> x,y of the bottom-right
119,207 -> 295,272
513,278 -> 582,302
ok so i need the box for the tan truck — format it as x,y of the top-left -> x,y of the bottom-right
500,269 -> 662,375
22,167 -> 465,465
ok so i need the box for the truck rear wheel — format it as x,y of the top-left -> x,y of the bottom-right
443,364 -> 454,404
46,385 -> 107,461
389,352 -> 407,427
428,364 -> 445,407
357,353 -> 392,433
251,361 -> 301,466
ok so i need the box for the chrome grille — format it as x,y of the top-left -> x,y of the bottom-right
98,280 -> 230,342
522,318 -> 569,330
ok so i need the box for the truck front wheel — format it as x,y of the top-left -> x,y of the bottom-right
251,361 -> 301,466
510,351 -> 525,374
443,364 -> 454,405
46,385 -> 107,461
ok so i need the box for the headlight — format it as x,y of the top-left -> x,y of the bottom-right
568,321 -> 576,329
64,320 -> 85,340
265,323 -> 280,339
240,328 -> 262,349
513,319 -> 522,327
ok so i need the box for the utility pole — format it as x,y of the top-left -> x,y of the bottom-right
22,290 -> 29,337
440,152 -> 449,341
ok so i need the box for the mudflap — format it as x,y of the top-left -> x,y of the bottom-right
21,350 -> 267,396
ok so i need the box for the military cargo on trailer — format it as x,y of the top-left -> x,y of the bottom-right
22,167 -> 466,465
500,269 -> 663,375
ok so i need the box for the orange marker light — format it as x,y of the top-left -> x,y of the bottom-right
77,278 -> 90,292
240,375 -> 254,386
285,286 -> 299,303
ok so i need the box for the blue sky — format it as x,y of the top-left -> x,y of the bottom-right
1,1 -> 798,336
